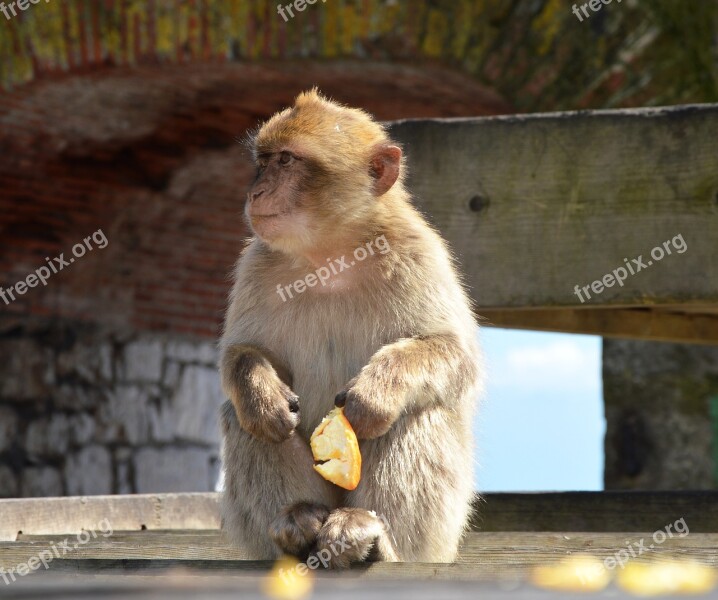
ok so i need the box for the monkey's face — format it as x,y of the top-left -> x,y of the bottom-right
245,89 -> 403,255
245,148 -> 324,250
246,142 -> 401,256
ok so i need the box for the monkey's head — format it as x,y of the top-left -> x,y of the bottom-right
245,89 -> 403,255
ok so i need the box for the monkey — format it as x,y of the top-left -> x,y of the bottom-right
219,89 -> 483,567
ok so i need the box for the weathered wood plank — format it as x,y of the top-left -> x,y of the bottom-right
2,531 -> 717,574
479,307 -> 718,345
0,493 -> 220,542
475,492 -> 718,533
388,105 -> 718,315
3,492 -> 718,543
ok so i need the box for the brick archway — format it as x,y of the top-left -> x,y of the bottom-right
0,60 -> 509,335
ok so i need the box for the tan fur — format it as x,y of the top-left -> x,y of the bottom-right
220,89 -> 483,565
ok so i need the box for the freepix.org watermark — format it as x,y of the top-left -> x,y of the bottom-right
577,518 -> 690,586
0,519 -> 113,584
572,0 -> 622,23
277,0 -> 327,22
573,233 -> 687,304
275,234 -> 391,302
1,0 -> 51,21
0,229 -> 109,306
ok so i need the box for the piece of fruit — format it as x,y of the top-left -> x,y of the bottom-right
310,407 -> 362,490
616,560 -> 717,596
530,555 -> 611,592
263,555 -> 314,600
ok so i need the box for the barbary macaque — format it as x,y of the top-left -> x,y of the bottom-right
219,89 -> 483,567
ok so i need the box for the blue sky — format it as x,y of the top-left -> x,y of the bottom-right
474,328 -> 604,492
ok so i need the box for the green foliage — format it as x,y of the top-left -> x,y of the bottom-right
0,0 -> 716,111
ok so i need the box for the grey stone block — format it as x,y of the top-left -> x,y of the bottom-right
134,447 -> 212,493
21,467 -> 63,497
56,342 -> 114,384
70,413 -> 96,446
122,340 -> 163,383
65,446 -> 113,496
99,384 -> 161,445
0,406 -> 18,452
0,339 -> 53,401
0,465 -> 19,498
150,366 -> 224,445
165,340 -> 218,365
24,414 -> 70,458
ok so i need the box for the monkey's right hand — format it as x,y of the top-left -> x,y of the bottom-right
232,376 -> 300,443
221,347 -> 300,443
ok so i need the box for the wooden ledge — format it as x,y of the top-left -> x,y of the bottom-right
2,491 -> 718,542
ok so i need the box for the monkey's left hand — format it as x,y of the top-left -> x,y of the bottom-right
335,362 -> 406,440
335,334 -> 474,439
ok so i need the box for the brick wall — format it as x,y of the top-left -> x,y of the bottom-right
0,61 -> 508,337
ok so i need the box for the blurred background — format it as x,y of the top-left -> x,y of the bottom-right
0,0 -> 717,498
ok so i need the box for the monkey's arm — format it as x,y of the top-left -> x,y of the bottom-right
336,333 -> 479,439
220,344 -> 300,443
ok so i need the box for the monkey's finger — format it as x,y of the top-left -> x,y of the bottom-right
288,394 -> 300,413
260,406 -> 300,444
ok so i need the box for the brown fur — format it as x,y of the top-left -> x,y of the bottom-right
220,89 -> 483,566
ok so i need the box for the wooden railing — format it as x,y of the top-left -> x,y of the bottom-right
390,103 -> 718,344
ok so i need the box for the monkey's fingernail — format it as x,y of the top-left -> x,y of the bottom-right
288,395 -> 300,413
334,391 -> 347,407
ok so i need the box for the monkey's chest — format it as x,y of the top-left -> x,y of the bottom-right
274,302 -> 395,439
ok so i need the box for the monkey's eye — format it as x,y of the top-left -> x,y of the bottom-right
279,151 -> 294,166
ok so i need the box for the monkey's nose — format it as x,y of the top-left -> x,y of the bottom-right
250,188 -> 265,202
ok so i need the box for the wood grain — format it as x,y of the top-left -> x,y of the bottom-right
3,531 -> 718,575
0,493 -> 220,542
479,307 -> 718,345
388,104 -> 718,341
3,492 -> 718,542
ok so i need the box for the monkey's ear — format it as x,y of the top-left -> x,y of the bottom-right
370,145 -> 402,196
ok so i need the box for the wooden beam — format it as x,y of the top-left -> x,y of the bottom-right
388,105 -> 718,312
0,493 -> 220,542
473,491 -> 718,533
480,307 -> 718,344
2,532 -> 718,578
3,492 -> 718,542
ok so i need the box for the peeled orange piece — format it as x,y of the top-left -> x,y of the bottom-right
263,555 -> 314,600
310,407 -> 362,490
616,560 -> 717,596
531,556 -> 611,592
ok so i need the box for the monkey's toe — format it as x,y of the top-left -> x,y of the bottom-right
269,502 -> 330,559
315,507 -> 397,568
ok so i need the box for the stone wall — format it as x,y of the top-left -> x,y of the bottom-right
603,339 -> 718,490
0,319 -> 224,498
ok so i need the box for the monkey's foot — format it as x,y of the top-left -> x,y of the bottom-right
314,507 -> 398,568
269,502 -> 330,559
